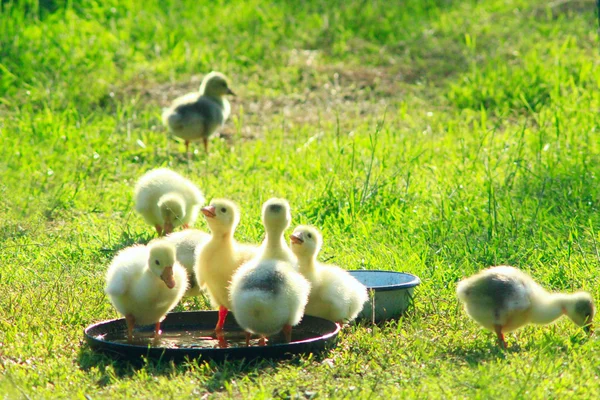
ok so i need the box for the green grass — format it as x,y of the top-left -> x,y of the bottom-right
2,0 -> 600,398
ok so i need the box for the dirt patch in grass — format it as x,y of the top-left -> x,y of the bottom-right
126,63 -> 407,141
111,37 -> 466,142
239,66 -> 405,135
530,0 -> 596,19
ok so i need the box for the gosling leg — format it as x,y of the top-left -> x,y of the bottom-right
216,331 -> 228,349
215,305 -> 228,333
125,314 -> 135,343
494,324 -> 507,349
283,324 -> 292,343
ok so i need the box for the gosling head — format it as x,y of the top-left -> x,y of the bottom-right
201,199 -> 240,235
148,241 -> 177,289
290,225 -> 322,260
158,193 -> 186,235
565,292 -> 595,334
261,198 -> 291,237
200,71 -> 235,98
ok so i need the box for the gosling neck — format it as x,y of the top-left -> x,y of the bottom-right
201,89 -> 226,104
208,224 -> 235,245
297,253 -> 317,274
264,222 -> 288,248
264,232 -> 287,251
530,293 -> 570,325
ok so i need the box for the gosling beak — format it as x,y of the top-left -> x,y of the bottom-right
226,88 -> 236,96
164,222 -> 174,235
201,205 -> 216,218
161,266 -> 176,289
290,233 -> 303,245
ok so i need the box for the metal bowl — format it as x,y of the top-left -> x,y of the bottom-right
348,270 -> 421,323
84,310 -> 340,363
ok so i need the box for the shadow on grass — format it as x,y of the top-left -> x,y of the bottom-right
441,331 -> 593,368
77,344 -> 322,392
439,340 -> 516,366
531,0 -> 596,20
439,330 -> 587,365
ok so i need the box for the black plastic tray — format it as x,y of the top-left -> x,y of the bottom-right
84,311 -> 340,362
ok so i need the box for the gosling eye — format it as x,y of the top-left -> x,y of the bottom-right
155,260 -> 160,265
307,233 -> 312,239
221,207 -> 227,213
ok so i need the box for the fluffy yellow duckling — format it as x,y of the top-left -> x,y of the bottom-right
229,258 -> 311,345
457,265 -> 595,348
257,198 -> 296,266
162,71 -> 235,154
164,229 -> 210,297
105,240 -> 188,342
290,225 -> 368,324
134,168 -> 205,236
194,199 -> 257,333
229,200 -> 309,346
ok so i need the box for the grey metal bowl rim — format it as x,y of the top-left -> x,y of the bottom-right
347,270 -> 421,292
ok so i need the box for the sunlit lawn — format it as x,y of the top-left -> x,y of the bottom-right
1,0 -> 600,398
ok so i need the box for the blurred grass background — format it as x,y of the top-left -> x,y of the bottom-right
1,0 -> 600,398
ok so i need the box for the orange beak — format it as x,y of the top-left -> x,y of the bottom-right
290,233 -> 303,245
201,205 -> 216,218
164,221 -> 174,235
161,266 -> 176,289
